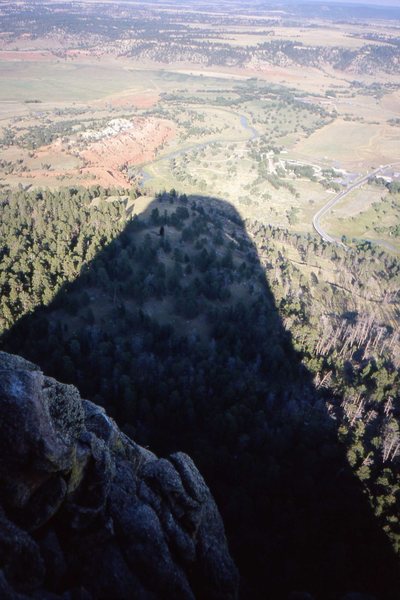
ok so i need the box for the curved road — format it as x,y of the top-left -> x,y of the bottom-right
312,163 -> 398,247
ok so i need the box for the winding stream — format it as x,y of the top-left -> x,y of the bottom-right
140,112 -> 259,187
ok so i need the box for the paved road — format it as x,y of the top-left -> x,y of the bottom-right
312,163 -> 397,247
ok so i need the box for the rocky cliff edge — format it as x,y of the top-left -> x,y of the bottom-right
0,351 -> 238,599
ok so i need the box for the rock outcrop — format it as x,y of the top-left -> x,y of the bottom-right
0,351 -> 238,599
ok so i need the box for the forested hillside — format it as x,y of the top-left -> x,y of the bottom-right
1,1 -> 399,76
1,186 -> 400,598
0,186 -> 131,331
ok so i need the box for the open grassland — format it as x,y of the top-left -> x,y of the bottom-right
320,185 -> 400,252
293,120 -> 398,170
140,135 -> 334,235
0,60 -> 182,104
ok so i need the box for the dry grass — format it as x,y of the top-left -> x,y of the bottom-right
292,119 -> 396,170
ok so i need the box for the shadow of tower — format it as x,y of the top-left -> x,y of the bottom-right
2,191 -> 399,600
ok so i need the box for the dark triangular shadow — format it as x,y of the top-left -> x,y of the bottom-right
2,191 -> 399,599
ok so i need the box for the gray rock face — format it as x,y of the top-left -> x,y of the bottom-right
0,351 -> 238,599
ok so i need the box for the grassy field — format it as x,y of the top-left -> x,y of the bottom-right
0,60 -> 161,103
321,184 -> 400,252
293,120 -> 386,167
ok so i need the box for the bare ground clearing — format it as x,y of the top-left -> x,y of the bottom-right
6,117 -> 176,188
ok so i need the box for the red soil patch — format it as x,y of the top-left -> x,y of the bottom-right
107,92 -> 159,109
80,117 -> 175,173
19,116 -> 176,188
80,166 -> 131,187
65,49 -> 92,58
93,89 -> 160,110
0,51 -> 53,61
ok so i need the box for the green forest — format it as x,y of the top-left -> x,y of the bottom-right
1,186 -> 400,598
